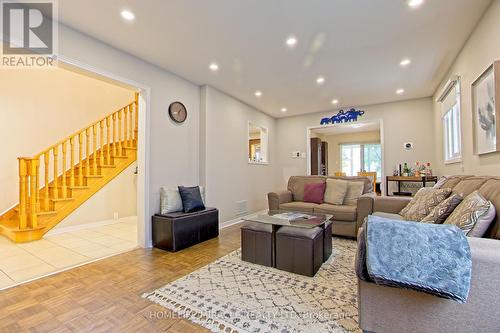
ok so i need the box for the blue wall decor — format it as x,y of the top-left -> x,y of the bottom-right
320,108 -> 365,125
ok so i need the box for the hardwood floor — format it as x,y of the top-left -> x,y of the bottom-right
0,223 -> 242,332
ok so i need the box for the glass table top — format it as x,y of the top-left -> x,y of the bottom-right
243,210 -> 332,229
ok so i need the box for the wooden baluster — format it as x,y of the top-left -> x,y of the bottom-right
118,109 -> 123,156
113,113 -> 118,157
52,147 -> 59,199
134,93 -> 139,145
106,117 -> 111,165
44,152 -> 49,210
92,125 -> 98,174
99,120 -> 105,166
61,142 -> 67,198
29,159 -> 38,228
69,137 -> 75,188
18,158 -> 28,229
35,156 -> 40,212
78,133 -> 84,186
85,128 -> 91,177
123,106 -> 128,148
128,104 -> 133,147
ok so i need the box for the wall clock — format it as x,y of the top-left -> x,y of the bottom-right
168,101 -> 187,123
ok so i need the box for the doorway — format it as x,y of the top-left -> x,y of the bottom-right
307,120 -> 385,194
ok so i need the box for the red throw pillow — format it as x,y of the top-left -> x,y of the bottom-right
303,182 -> 326,204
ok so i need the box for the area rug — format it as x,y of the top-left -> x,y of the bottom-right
142,238 -> 360,333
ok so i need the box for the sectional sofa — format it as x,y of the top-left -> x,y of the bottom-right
357,175 -> 500,333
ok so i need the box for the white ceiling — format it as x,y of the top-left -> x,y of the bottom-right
56,0 -> 491,118
312,121 -> 380,135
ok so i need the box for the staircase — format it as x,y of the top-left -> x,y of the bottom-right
0,93 -> 139,243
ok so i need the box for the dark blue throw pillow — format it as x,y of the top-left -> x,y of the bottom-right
178,186 -> 205,213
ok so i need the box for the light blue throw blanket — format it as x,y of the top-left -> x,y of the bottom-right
356,215 -> 472,303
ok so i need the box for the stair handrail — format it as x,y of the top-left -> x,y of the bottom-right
17,92 -> 139,230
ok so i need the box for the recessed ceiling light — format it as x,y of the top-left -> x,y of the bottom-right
286,36 -> 297,47
281,107 -> 287,112
396,88 -> 405,95
120,10 -> 135,21
316,77 -> 325,85
209,63 -> 219,71
255,91 -> 262,97
400,58 -> 411,67
408,0 -> 424,8
331,99 -> 339,105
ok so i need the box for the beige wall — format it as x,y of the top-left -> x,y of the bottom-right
322,130 -> 381,175
54,163 -> 137,230
275,98 -> 435,192
0,66 -> 134,214
201,86 -> 278,222
433,0 -> 500,176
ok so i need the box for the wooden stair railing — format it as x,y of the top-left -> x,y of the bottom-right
13,93 -> 139,237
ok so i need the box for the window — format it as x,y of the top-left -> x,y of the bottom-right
248,122 -> 268,164
440,79 -> 461,163
341,143 -> 382,181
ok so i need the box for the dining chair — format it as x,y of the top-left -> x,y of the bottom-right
358,171 -> 377,192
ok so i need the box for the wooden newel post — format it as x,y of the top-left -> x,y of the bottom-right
18,158 -> 28,229
29,158 -> 39,228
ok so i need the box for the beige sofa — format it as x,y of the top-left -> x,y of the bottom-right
267,175 -> 374,237
357,176 -> 500,333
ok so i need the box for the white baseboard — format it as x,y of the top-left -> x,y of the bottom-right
219,210 -> 266,229
46,215 -> 137,236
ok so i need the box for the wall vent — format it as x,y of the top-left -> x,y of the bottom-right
235,200 -> 248,216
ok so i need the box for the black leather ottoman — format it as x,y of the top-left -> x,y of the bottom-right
152,208 -> 219,252
241,222 -> 274,267
275,226 -> 324,277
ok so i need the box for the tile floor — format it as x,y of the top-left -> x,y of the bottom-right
0,217 -> 138,290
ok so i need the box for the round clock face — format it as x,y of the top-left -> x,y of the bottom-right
168,102 -> 187,123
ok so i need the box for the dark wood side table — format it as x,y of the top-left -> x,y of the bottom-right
386,176 -> 438,196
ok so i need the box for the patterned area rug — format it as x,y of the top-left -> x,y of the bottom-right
143,238 -> 360,333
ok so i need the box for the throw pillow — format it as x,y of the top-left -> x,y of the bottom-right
344,181 -> 365,206
421,194 -> 463,224
433,176 -> 449,189
160,187 -> 183,214
303,182 -> 326,204
399,187 -> 452,221
160,186 -> 206,214
178,186 -> 206,213
444,191 -> 496,237
324,179 -> 348,205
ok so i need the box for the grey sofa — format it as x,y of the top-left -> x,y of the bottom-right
357,176 -> 500,333
268,175 -> 375,238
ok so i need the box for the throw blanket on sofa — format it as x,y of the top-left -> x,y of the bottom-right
356,215 -> 472,303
